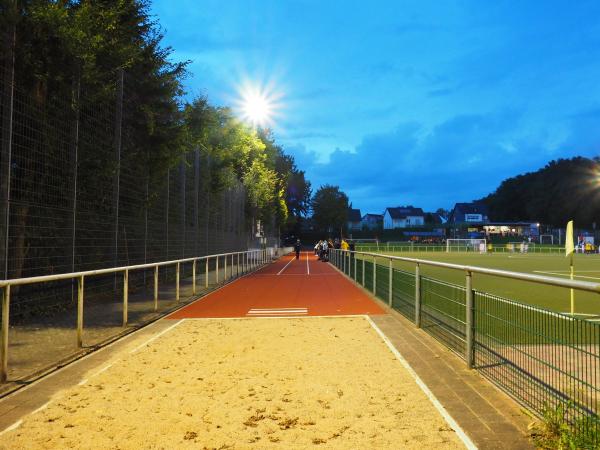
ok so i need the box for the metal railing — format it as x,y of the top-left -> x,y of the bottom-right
0,248 -> 272,383
331,248 -> 600,443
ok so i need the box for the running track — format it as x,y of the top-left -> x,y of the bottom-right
169,252 -> 385,318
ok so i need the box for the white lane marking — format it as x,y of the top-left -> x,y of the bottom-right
533,270 -> 600,281
248,307 -> 307,311
77,378 -> 88,386
129,320 -> 185,354
366,316 -> 478,450
0,420 -> 22,436
306,252 -> 310,275
277,257 -> 295,275
247,307 -> 308,316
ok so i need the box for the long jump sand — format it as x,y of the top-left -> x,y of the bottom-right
0,317 -> 465,449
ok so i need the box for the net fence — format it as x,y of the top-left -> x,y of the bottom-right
0,66 -> 254,319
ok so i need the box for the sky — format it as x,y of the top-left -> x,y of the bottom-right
151,0 -> 600,214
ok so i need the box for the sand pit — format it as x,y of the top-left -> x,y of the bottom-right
0,317 -> 465,449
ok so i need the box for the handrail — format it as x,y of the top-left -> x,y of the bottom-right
0,250 -> 255,287
0,247 -> 272,382
336,249 -> 600,294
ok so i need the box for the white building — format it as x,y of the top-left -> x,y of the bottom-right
383,206 -> 425,229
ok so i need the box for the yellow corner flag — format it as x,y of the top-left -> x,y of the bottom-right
565,220 -> 575,314
565,220 -> 574,257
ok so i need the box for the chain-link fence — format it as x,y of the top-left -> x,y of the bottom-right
1,61 -> 253,314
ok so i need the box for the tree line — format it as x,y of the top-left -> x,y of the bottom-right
481,157 -> 600,228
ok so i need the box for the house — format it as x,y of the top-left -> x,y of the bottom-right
449,202 -> 489,223
347,208 -> 362,231
383,206 -> 425,229
361,213 -> 383,230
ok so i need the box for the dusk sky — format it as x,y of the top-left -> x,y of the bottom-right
151,0 -> 600,214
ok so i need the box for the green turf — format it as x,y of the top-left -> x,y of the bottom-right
356,251 -> 600,315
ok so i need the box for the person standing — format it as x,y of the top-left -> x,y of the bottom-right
295,239 -> 301,259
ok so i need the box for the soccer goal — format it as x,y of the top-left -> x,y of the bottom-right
539,234 -> 554,245
446,238 -> 487,253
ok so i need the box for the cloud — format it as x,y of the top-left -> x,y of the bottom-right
286,110 -> 600,213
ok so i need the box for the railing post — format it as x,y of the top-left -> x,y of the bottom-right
176,262 -> 180,301
224,254 -> 228,280
154,265 -> 158,311
123,269 -> 128,327
372,256 -> 377,295
216,256 -> 219,283
237,253 -> 240,277
343,250 -> 346,273
205,258 -> 209,288
354,252 -> 357,280
466,270 -> 474,369
415,263 -> 421,328
192,259 -> 196,295
77,276 -> 84,348
362,257 -> 365,287
388,258 -> 393,307
1,285 -> 10,383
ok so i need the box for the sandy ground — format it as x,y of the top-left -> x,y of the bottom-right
0,317 -> 465,449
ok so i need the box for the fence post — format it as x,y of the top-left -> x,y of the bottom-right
192,259 -> 196,295
176,262 -> 180,301
224,254 -> 228,280
372,256 -> 377,295
1,19 -> 16,282
465,270 -> 474,369
216,256 -> 219,283
1,285 -> 10,382
154,265 -> 158,311
362,257 -> 365,287
415,263 -> 421,328
205,258 -> 209,288
122,269 -> 128,327
77,276 -> 84,348
113,69 -> 124,292
388,258 -> 393,307
354,252 -> 357,280
237,253 -> 240,277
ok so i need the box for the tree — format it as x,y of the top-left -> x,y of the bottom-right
311,185 -> 349,233
481,157 -> 600,227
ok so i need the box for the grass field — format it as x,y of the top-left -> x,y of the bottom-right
356,251 -> 600,316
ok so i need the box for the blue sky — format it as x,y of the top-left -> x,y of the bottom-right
151,0 -> 600,214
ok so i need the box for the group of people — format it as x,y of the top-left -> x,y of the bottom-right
314,238 -> 355,262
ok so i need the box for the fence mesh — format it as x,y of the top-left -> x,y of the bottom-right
1,67 -> 251,318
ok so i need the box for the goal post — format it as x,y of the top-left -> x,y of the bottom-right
539,234 -> 554,245
446,238 -> 487,253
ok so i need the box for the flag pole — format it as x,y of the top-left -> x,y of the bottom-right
570,251 -> 575,315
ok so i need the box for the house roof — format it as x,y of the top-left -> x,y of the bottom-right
385,206 -> 424,219
453,202 -> 489,215
347,208 -> 362,222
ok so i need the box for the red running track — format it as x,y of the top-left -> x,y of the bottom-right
168,252 -> 385,318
